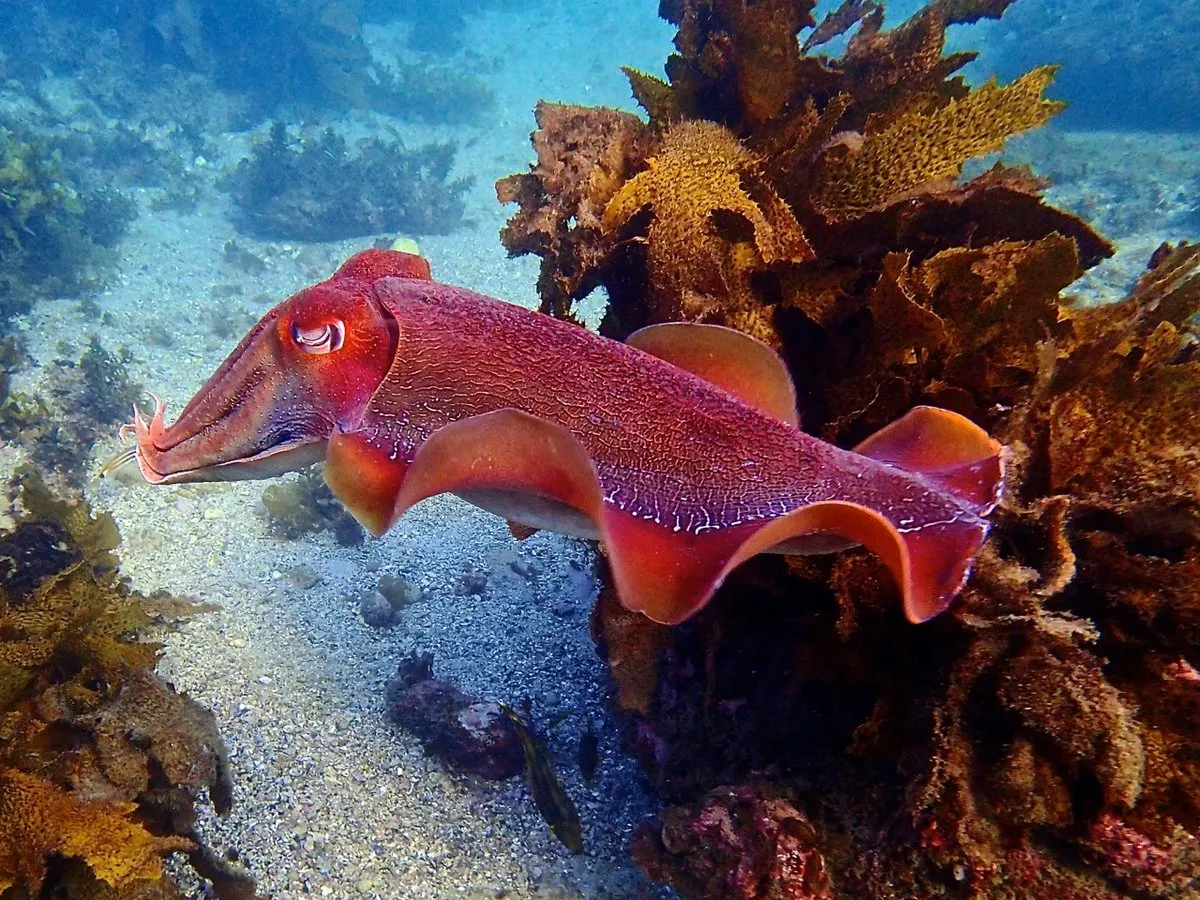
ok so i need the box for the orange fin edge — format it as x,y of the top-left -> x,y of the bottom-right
627,322 -> 800,426
854,406 -> 1006,515
325,431 -> 410,537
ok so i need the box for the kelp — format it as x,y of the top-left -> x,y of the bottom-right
229,122 -> 469,241
0,467 -> 254,899
0,125 -> 135,322
0,337 -> 142,489
499,1 -> 1200,896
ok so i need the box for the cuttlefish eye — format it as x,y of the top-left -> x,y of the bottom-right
292,320 -> 345,354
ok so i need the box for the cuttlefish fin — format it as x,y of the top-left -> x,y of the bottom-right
390,409 -> 749,624
626,323 -> 800,427
853,405 -> 1006,515
324,431 -> 410,536
392,409 -> 606,538
341,407 -> 998,626
605,404 -> 1004,624
746,502 -> 990,624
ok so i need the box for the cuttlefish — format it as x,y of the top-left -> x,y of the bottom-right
108,249 -> 1005,625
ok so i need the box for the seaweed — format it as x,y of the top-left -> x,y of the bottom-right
372,59 -> 495,126
0,125 -> 136,322
0,337 -> 143,489
227,122 -> 470,242
260,467 -> 365,547
0,466 -> 253,898
499,2 -> 1200,896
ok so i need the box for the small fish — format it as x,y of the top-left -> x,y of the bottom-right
500,703 -> 583,854
578,727 -> 599,783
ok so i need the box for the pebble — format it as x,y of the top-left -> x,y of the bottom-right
284,564 -> 321,589
202,506 -> 223,520
229,637 -> 248,649
359,591 -> 394,628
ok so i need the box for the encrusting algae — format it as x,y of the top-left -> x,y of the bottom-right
500,0 -> 1200,896
0,467 -> 253,899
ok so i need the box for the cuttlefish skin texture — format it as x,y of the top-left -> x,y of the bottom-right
126,249 -> 1005,626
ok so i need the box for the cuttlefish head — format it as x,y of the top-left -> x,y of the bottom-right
113,250 -> 425,485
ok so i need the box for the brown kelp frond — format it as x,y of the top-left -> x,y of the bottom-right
496,102 -> 653,324
602,119 -> 813,326
813,67 -> 1064,218
0,466 -> 251,898
500,1 -> 1103,335
0,767 -> 192,895
499,0 -> 1197,896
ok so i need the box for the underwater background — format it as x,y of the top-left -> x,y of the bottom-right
0,1 -> 1198,898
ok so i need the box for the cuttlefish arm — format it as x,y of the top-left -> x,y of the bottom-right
115,248 -> 1005,625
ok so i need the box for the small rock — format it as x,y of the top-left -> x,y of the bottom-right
359,591 -> 393,628
202,506 -> 223,520
551,601 -> 576,618
455,570 -> 488,596
284,564 -> 320,590
229,637 -> 248,649
378,574 -> 420,610
509,556 -> 539,579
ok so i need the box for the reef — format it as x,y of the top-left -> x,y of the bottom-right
364,0 -> 518,52
0,467 -> 253,898
0,124 -> 136,323
500,1 -> 1200,897
227,122 -> 470,241
0,1 -> 494,128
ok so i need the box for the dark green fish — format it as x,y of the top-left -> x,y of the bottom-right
500,703 -> 583,854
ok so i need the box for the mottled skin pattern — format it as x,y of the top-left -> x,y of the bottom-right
121,250 -> 1004,625
365,278 -> 959,538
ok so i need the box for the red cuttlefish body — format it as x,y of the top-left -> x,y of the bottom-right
115,249 -> 1005,625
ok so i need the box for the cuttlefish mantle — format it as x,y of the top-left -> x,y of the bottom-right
113,249 -> 1005,625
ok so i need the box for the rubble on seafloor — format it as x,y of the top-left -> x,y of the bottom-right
499,0 -> 1200,897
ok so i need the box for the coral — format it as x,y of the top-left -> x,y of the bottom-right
0,124 -> 136,321
0,466 -> 253,898
499,0 -> 1200,896
227,122 -> 469,241
261,468 -> 364,546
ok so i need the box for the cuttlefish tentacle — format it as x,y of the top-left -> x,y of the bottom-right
113,248 -> 1006,626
